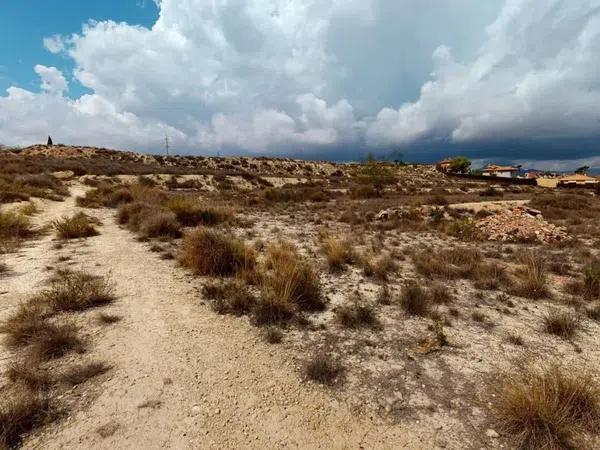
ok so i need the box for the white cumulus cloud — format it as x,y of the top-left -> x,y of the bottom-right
34,65 -> 68,96
1,0 -> 599,159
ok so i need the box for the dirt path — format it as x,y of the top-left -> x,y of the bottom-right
448,199 -> 530,212
2,187 -> 433,449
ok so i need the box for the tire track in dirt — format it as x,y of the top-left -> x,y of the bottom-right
5,186 -> 431,449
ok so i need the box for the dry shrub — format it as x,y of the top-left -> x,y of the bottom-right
302,353 -> 344,386
429,282 -> 453,304
166,197 -> 231,227
29,322 -> 83,360
61,362 -> 111,386
261,327 -> 283,344
139,211 -> 181,238
0,389 -> 54,449
96,313 -> 122,325
261,243 -> 324,312
400,282 -> 431,316
53,213 -> 99,239
42,271 -> 115,312
506,333 -> 525,346
0,303 -> 49,348
6,360 -> 52,390
582,261 -> 600,299
445,219 -> 482,241
413,247 -> 481,280
116,201 -> 152,228
544,309 -> 580,340
0,210 -> 35,240
335,296 -> 377,328
321,236 -> 354,271
510,251 -> 551,299
179,227 -> 255,277
251,294 -> 295,326
361,253 -> 397,280
495,364 -> 600,449
202,280 -> 256,316
473,262 -> 512,291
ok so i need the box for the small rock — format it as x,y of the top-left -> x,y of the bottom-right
485,429 -> 499,438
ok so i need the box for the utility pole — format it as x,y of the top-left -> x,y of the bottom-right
165,135 -> 170,156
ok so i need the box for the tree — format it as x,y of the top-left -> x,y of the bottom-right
449,156 -> 471,174
47,136 -> 53,146
575,165 -> 590,175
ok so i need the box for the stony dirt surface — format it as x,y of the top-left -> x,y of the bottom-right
1,187 -> 433,449
476,206 -> 569,243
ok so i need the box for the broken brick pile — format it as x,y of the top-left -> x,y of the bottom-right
476,206 -> 568,243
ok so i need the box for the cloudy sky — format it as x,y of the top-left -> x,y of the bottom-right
1,0 -> 599,167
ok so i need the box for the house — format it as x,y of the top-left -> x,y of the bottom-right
436,158 -> 452,172
557,174 -> 599,187
481,164 -> 519,178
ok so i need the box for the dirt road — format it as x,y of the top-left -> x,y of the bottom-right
1,188 -> 432,449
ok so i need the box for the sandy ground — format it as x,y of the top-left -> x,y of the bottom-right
1,188 -> 434,449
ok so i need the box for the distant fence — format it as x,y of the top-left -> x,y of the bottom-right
446,172 -> 537,185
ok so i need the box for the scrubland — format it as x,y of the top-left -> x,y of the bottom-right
1,145 -> 600,449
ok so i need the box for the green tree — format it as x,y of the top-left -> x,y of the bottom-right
449,156 -> 471,174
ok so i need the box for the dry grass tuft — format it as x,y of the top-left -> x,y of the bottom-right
361,253 -> 397,280
42,271 -> 115,312
260,243 -> 324,313
335,297 -> 377,329
582,261 -> 600,300
0,210 -> 35,240
399,282 -> 431,317
495,364 -> 600,449
166,197 -> 232,227
53,213 -> 99,239
510,251 -> 551,299
6,360 -> 52,390
179,227 -> 255,277
321,236 -> 354,271
0,303 -> 50,348
429,282 -> 453,304
96,313 -> 122,325
543,309 -> 580,340
261,327 -> 283,344
0,389 -> 54,449
202,281 -> 256,316
60,362 -> 111,386
29,322 -> 83,360
302,353 -> 344,386
586,303 -> 600,321
138,211 -> 181,238
413,247 -> 481,280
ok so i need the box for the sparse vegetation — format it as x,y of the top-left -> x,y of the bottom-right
543,309 -> 580,340
302,353 -> 344,386
53,213 -> 99,239
510,251 -> 550,299
60,362 -> 111,386
179,228 -> 255,277
0,390 -> 54,448
202,280 -> 256,316
42,271 -> 115,312
335,297 -> 377,328
399,282 -> 431,316
495,364 -> 600,449
321,236 -> 354,271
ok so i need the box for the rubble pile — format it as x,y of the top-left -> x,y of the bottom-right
476,206 -> 568,243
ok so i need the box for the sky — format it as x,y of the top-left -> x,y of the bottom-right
1,0 -> 599,169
